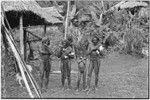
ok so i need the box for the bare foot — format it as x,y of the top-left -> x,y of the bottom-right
83,87 -> 90,92
76,88 -> 80,92
86,89 -> 91,95
66,85 -> 71,90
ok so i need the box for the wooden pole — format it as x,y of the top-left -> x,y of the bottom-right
5,29 -> 34,98
44,24 -> 46,37
1,19 -> 7,97
20,14 -> 24,59
2,7 -> 41,98
64,0 -> 70,39
1,7 -> 33,97
24,29 -> 27,61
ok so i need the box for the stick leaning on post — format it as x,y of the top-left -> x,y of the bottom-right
3,24 -> 34,98
1,6 -> 41,98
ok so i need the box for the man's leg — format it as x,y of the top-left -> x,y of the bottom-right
86,60 -> 94,90
77,71 -> 81,90
45,60 -> 51,89
67,60 -> 71,89
61,61 -> 66,88
40,61 -> 45,90
45,70 -> 50,89
83,69 -> 86,90
94,59 -> 100,89
61,74 -> 65,88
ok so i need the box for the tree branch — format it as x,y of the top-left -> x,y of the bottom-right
96,0 -> 128,26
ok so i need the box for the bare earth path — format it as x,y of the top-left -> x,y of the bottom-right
41,52 -> 148,98
4,52 -> 148,98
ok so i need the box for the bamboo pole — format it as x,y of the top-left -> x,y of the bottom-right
64,0 -> 70,39
5,29 -> 34,98
1,17 -> 7,98
1,6 -> 41,98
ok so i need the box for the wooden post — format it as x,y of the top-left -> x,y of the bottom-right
20,14 -> 24,59
64,0 -> 70,39
24,29 -> 27,61
5,32 -> 34,98
44,24 -> 46,37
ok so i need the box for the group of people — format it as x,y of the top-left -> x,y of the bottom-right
38,36 -> 105,93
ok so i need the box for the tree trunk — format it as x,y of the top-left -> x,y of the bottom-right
5,28 -> 34,98
97,0 -> 128,26
64,1 -> 70,39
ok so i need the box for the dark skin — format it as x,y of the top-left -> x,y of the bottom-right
61,59 -> 71,89
86,37 -> 101,90
39,40 -> 52,91
76,55 -> 87,90
58,41 -> 74,89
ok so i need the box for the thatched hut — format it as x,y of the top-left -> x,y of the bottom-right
2,0 -> 63,28
1,0 -> 64,60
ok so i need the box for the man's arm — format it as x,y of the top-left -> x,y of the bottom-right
39,44 -> 51,55
87,44 -> 92,55
38,43 -> 45,54
57,48 -> 63,58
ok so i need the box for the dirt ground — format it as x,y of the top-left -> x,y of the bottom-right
2,51 -> 149,99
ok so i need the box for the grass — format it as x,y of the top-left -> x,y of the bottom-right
2,51 -> 148,98
1,25 -> 148,98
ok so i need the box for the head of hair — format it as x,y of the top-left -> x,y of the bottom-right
91,36 -> 99,45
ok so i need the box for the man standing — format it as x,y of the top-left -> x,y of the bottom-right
86,36 -> 103,91
39,37 -> 52,91
58,38 -> 74,89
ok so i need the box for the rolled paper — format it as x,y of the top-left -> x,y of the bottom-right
96,50 -> 100,54
99,45 -> 104,51
26,64 -> 32,72
64,56 -> 68,58
70,52 -> 75,55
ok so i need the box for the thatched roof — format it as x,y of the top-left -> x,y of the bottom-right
35,1 -> 54,7
120,1 -> 148,9
2,0 -> 63,24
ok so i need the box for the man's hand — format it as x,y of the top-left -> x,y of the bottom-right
63,48 -> 67,51
96,50 -> 100,54
99,45 -> 104,51
69,52 -> 75,55
64,55 -> 68,58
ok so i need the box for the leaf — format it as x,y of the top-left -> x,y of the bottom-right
90,10 -> 97,21
95,13 -> 103,26
70,4 -> 76,19
77,29 -> 83,43
53,1 -> 64,15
